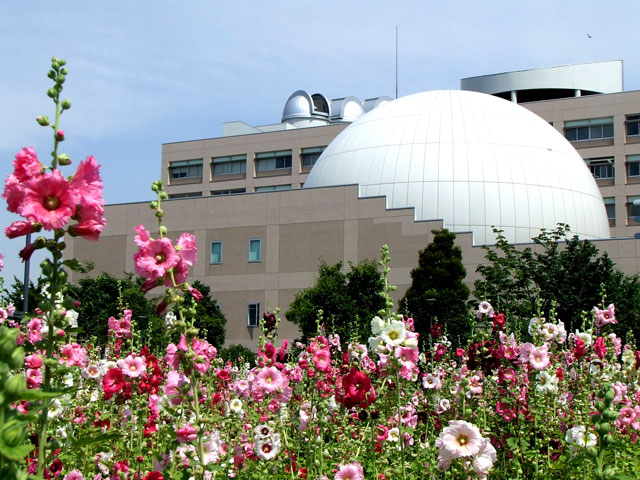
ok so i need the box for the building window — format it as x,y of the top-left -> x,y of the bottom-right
604,197 -> 615,226
211,188 -> 246,196
248,238 -> 261,263
626,114 -> 640,137
565,117 -> 613,142
169,159 -> 203,179
255,150 -> 292,171
301,146 -> 326,167
627,196 -> 640,224
210,241 -> 222,264
586,158 -> 614,180
627,155 -> 640,178
168,192 -> 203,199
247,303 -> 260,327
212,155 -> 246,175
255,185 -> 292,192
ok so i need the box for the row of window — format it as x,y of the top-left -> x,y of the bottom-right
586,155 -> 640,180
210,239 -> 261,264
564,115 -> 640,143
599,196 -> 640,226
169,147 -> 326,181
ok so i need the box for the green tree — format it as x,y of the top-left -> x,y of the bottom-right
191,279 -> 226,349
474,224 -> 640,339
286,259 -> 384,343
400,229 -> 470,346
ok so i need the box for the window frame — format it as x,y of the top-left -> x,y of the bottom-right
301,146 -> 326,168
169,159 -> 203,179
248,238 -> 262,263
626,114 -> 640,137
211,155 -> 247,176
565,117 -> 614,142
627,195 -> 640,224
247,303 -> 260,328
210,241 -> 223,265
626,155 -> 640,178
255,150 -> 293,172
603,197 -> 615,226
585,157 -> 614,180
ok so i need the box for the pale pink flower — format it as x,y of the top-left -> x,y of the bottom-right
436,420 -> 483,459
255,433 -> 281,461
255,366 -> 284,394
118,354 -> 146,378
163,370 -> 190,404
313,348 -> 331,372
472,438 -> 497,478
19,170 -> 79,230
63,470 -> 84,480
108,310 -> 132,339
334,461 -> 364,480
468,375 -> 483,394
594,304 -> 617,327
176,232 -> 197,266
422,372 -> 441,389
528,345 -> 550,371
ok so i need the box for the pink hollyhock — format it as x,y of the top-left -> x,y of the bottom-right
134,225 -> 151,247
59,343 -> 88,367
118,354 -> 147,378
594,336 -> 607,359
134,237 -> 180,280
71,156 -> 103,207
176,232 -> 197,266
26,368 -> 43,388
69,215 -> 106,241
108,310 -> 132,339
5,220 -> 40,239
19,170 -> 79,230
63,470 -> 84,480
163,370 -> 190,404
594,304 -> 617,327
25,354 -> 43,369
176,424 -> 197,443
13,147 -> 42,182
528,345 -> 550,370
312,348 -> 331,372
255,366 -> 285,395
27,318 -> 43,344
436,420 -> 483,460
334,461 -> 364,480
574,337 -> 587,359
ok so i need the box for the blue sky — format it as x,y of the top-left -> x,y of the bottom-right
1,0 -> 639,284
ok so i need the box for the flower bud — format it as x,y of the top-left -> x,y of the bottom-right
58,153 -> 71,166
155,209 -> 164,219
36,115 -> 50,126
61,99 -> 71,110
8,347 -> 24,370
602,434 -> 613,446
603,409 -> 619,421
603,468 -> 616,480
586,446 -> 598,458
55,130 -> 65,141
58,59 -> 66,67
0,327 -> 19,359
149,201 -> 158,209
595,401 -> 606,412
1,422 -> 26,447
56,74 -> 66,84
4,374 -> 27,400
47,70 -> 56,80
47,88 -> 57,98
604,389 -> 615,403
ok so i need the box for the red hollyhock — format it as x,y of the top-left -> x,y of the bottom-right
594,336 -> 607,360
574,338 -> 586,360
336,367 -> 376,409
144,473 -> 164,480
102,368 -> 124,400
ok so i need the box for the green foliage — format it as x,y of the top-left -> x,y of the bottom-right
3,276 -> 48,317
217,344 -> 257,367
69,272 -> 160,348
474,224 -> 640,338
286,259 -> 385,343
191,280 -> 226,349
400,229 -> 470,346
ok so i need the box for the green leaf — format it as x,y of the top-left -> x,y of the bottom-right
20,389 -> 63,401
72,432 -> 121,448
0,439 -> 33,461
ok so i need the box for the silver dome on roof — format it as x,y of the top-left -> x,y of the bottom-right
330,96 -> 365,123
282,90 -> 331,126
362,96 -> 392,112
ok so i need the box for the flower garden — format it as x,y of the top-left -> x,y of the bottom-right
0,58 -> 639,480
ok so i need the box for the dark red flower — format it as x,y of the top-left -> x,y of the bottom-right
144,473 -> 164,480
336,367 -> 376,409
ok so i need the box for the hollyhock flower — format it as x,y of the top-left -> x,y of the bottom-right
476,301 -> 494,318
108,310 -> 132,339
81,363 -> 102,380
334,461 -> 364,480
528,345 -> 550,370
540,323 -> 558,342
134,224 -> 151,247
25,354 -> 43,369
118,354 -> 147,378
337,367 -> 376,409
20,170 -> 79,230
60,343 -> 88,367
26,368 -> 43,388
574,337 -> 587,359
255,433 -> 281,460
472,438 -> 497,478
63,469 -> 84,480
565,425 -> 597,449
134,237 -> 180,280
202,430 -> 222,465
395,346 -> 419,366
144,473 -> 164,480
5,220 -> 40,239
370,316 -> 385,335
163,370 -> 190,404
312,348 -> 331,372
176,424 -> 197,443
381,320 -> 406,346
255,366 -> 285,394
71,156 -> 103,207
536,371 -> 559,394
375,425 -> 389,442
176,232 -> 197,265
468,375 -> 483,394
422,372 -> 441,389
48,399 -> 63,419
594,336 -> 607,360
593,304 -> 616,327
103,368 -> 125,400
387,427 -> 400,442
436,420 -> 483,459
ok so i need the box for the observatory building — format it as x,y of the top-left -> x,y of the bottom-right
67,61 -> 640,348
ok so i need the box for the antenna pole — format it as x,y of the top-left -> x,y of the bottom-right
395,25 -> 398,99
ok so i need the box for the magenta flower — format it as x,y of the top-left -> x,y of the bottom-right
176,424 -> 197,443
19,170 -> 79,230
134,237 -> 180,281
334,461 -> 364,480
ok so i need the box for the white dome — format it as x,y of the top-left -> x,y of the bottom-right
304,90 -> 610,245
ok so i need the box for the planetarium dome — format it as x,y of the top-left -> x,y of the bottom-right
303,90 -> 610,245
